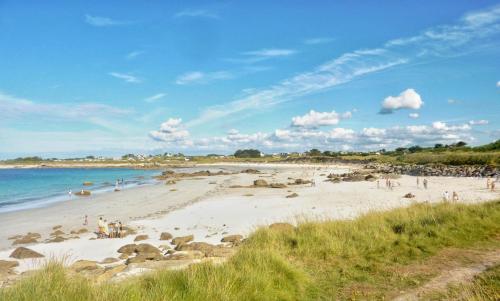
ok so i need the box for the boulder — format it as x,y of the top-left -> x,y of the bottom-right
71,260 -> 98,272
175,242 -> 216,255
100,257 -> 120,264
166,250 -> 205,260
269,223 -> 295,232
82,181 -> 93,186
52,225 -> 62,230
286,193 -> 299,198
70,228 -> 88,235
253,179 -> 268,187
75,190 -> 91,196
134,235 -> 149,242
171,235 -> 194,245
125,253 -> 163,265
135,243 -> 161,255
159,232 -> 173,241
8,234 -> 23,240
241,169 -> 260,174
165,180 -> 176,185
293,179 -> 312,185
117,244 -> 137,254
269,183 -> 287,188
221,235 -> 243,243
158,244 -> 172,251
46,236 -> 66,243
364,174 -> 377,181
118,253 -> 129,260
342,174 -> 366,182
10,247 -> 44,259
12,237 -> 38,245
95,264 -> 127,283
403,193 -> 416,199
51,230 -> 65,236
208,247 -> 237,258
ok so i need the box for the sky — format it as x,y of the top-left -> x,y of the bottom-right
0,1 -> 499,158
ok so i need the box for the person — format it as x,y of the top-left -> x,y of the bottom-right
108,223 -> 115,238
118,221 -> 124,238
83,214 -> 88,226
97,217 -> 105,238
443,191 -> 450,202
452,191 -> 459,202
416,177 -> 420,188
486,178 -> 491,189
377,180 -> 380,189
492,181 -> 496,192
103,219 -> 109,238
68,189 -> 72,199
423,178 -> 428,189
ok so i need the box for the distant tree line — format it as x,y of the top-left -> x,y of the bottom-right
234,149 -> 261,158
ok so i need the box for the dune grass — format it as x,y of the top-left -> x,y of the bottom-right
2,200 -> 499,300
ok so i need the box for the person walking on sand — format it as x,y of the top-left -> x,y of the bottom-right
442,191 -> 450,202
377,180 -> 380,189
452,191 -> 459,202
423,178 -> 428,189
83,215 -> 88,226
486,177 -> 491,189
417,177 -> 420,188
492,181 -> 496,192
97,217 -> 105,238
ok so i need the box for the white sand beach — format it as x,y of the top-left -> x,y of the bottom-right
0,163 -> 498,275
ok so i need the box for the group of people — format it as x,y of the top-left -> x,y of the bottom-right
97,217 -> 125,239
376,176 -> 402,190
416,177 -> 428,189
442,190 -> 460,202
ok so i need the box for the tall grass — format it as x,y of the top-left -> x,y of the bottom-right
2,201 -> 499,300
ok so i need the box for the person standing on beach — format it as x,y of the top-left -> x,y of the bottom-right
377,180 -> 380,189
492,181 -> 496,192
68,189 -> 72,199
423,178 -> 428,189
416,177 -> 420,188
452,191 -> 459,202
486,177 -> 491,189
83,215 -> 88,226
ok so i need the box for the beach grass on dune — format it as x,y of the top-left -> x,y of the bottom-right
2,200 -> 499,300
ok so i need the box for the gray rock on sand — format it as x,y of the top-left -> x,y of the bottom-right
10,247 -> 44,259
117,244 -> 137,254
100,257 -> 120,264
166,250 -> 205,260
171,235 -> 194,245
0,260 -> 19,273
286,193 -> 299,198
134,235 -> 149,242
135,243 -> 161,255
12,237 -> 38,245
70,260 -> 98,272
159,232 -> 173,241
221,235 -> 243,243
269,183 -> 287,188
52,225 -> 62,230
50,230 -> 65,236
253,179 -> 268,187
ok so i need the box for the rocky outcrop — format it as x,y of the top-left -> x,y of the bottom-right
404,193 -> 416,198
10,247 -> 44,259
364,163 -> 499,177
288,179 -> 312,185
241,169 -> 260,174
253,179 -> 268,187
171,235 -> 194,245
117,244 -> 137,254
134,235 -> 149,242
269,183 -> 287,188
221,235 -> 243,244
71,260 -> 98,272
75,190 -> 91,196
286,193 -> 299,198
0,260 -> 19,274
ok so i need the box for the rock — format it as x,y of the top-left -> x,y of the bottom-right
269,223 -> 295,231
158,244 -> 172,251
171,235 -> 194,245
122,226 -> 137,237
134,235 -> 149,242
221,235 -> 243,243
364,174 -> 377,181
0,260 -> 19,272
135,243 -> 161,255
118,253 -> 129,260
286,193 -> 299,198
46,236 -> 66,243
342,174 -> 366,182
175,242 -> 216,255
10,247 -> 44,259
50,230 -> 65,236
117,244 -> 137,254
75,190 -> 91,196
253,179 -> 268,187
8,234 -> 23,240
241,169 -> 260,174
159,232 -> 173,241
293,179 -> 312,185
403,193 -> 416,198
270,183 -> 287,188
165,180 -> 176,185
95,264 -> 127,283
52,225 -> 62,230
25,232 -> 41,239
12,237 -> 38,245
100,257 -> 120,264
82,181 -> 93,186
71,260 -> 98,272
126,253 -> 163,265
166,250 -> 205,260
71,228 -> 88,235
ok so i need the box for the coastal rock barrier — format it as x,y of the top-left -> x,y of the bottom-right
364,163 -> 498,177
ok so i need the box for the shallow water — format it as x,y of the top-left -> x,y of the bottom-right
0,168 -> 161,213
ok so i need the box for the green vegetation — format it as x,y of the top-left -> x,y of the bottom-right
2,201 -> 499,300
234,149 -> 262,158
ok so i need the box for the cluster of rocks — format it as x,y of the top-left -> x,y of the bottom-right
364,163 -> 499,177
240,169 -> 260,174
325,171 -> 378,183
157,170 -> 232,181
287,178 -> 312,185
230,179 -> 288,189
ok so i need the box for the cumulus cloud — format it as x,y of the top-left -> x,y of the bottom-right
149,118 -> 190,144
291,110 -> 352,128
144,93 -> 166,103
85,15 -> 124,27
380,88 -> 423,114
109,72 -> 141,83
409,113 -> 420,119
469,119 -> 489,125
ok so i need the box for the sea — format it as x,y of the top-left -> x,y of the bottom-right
0,168 -> 161,213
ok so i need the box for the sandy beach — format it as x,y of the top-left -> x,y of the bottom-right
0,163 -> 498,275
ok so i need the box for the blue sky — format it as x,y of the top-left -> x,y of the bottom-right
0,1 -> 499,158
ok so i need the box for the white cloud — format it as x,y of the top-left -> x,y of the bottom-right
409,113 -> 420,119
380,88 -> 423,114
447,99 -> 459,104
243,48 -> 297,57
304,37 -> 334,45
291,110 -> 352,128
109,72 -> 141,83
84,14 -> 124,27
175,71 -> 232,85
188,5 -> 500,127
126,51 -> 144,60
144,93 -> 166,103
469,119 -> 489,125
497,80 -> 500,87
174,9 -> 219,19
149,118 -> 191,144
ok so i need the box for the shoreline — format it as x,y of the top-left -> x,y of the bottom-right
0,163 -> 498,281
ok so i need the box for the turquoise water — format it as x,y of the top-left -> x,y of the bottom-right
0,168 -> 161,213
